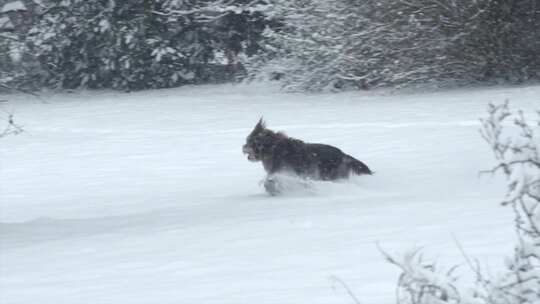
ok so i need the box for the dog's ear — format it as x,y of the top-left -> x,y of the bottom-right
255,117 -> 266,130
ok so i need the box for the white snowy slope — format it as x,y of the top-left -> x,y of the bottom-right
0,84 -> 538,304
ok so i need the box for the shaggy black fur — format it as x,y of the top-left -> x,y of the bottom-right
243,119 -> 372,193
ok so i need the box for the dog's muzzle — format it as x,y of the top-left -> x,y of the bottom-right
242,145 -> 258,161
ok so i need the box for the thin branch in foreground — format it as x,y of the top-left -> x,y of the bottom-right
330,275 -> 362,304
0,112 -> 23,138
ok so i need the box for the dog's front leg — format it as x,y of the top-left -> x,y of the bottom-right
263,174 -> 282,196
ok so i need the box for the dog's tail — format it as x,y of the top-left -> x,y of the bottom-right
347,156 -> 373,175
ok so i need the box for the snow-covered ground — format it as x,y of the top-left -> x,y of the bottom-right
0,84 -> 538,303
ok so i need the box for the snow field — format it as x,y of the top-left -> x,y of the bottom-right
0,84 -> 538,303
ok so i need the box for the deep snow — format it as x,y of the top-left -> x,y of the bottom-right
0,84 -> 538,303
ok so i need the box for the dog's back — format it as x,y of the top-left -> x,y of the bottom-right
271,138 -> 372,180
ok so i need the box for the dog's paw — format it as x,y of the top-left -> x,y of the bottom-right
264,177 -> 282,196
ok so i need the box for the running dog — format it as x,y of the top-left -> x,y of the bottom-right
242,119 -> 372,194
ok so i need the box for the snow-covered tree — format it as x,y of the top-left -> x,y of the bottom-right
0,0 -> 37,90
28,0 -> 210,90
5,0 -> 538,91
159,0 -> 273,79
11,0 -> 272,90
249,0 -> 540,92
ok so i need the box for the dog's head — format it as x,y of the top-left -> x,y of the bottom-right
243,118 -> 267,162
244,118 -> 282,162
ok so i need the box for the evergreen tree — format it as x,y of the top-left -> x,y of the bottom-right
29,0 -> 214,90
21,0 -> 272,90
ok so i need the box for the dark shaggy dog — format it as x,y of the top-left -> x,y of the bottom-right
243,119 -> 372,194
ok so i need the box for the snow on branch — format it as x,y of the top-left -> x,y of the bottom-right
1,1 -> 26,13
380,246 -> 467,304
480,101 -> 540,238
155,0 -> 270,22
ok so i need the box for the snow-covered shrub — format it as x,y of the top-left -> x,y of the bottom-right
381,248 -> 465,304
0,34 -> 16,89
28,0 -> 208,90
20,0 -> 270,90
384,102 -> 540,304
249,0 -> 540,92
162,0 -> 273,82
0,1 -> 50,90
0,34 -> 42,91
480,101 -> 540,304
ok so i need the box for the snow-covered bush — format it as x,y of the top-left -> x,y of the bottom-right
381,248 -> 465,304
28,0 -> 208,90
0,35 -> 41,91
161,0 -> 273,82
384,102 -> 540,304
480,102 -> 540,303
0,1 -> 45,90
249,0 -> 540,92
0,34 -> 16,89
6,0 -> 540,91
10,0 -> 270,90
